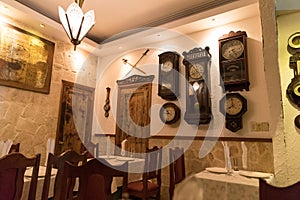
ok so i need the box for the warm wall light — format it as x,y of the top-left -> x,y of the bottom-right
58,0 -> 95,50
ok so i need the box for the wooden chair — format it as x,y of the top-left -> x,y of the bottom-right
58,158 -> 128,200
259,178 -> 300,200
126,146 -> 162,200
0,152 -> 40,200
8,143 -> 20,153
169,147 -> 185,200
41,150 -> 88,200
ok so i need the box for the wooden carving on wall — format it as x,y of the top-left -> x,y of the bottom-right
115,75 -> 154,154
54,80 -> 95,155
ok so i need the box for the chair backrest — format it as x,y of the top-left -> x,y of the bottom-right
259,178 -> 300,200
8,143 -> 20,153
59,158 -> 128,200
0,152 -> 40,200
169,147 -> 185,200
144,146 -> 162,185
41,150 -> 88,200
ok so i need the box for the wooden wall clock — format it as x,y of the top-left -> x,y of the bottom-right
158,51 -> 180,100
220,93 -> 247,132
159,102 -> 181,124
183,47 -> 212,125
219,31 -> 250,92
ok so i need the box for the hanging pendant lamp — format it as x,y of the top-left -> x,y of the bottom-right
58,0 -> 95,50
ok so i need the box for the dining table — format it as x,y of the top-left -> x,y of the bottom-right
173,167 -> 274,200
97,155 -> 145,192
21,155 -> 145,199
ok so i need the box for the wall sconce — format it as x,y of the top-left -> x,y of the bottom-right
58,0 -> 95,50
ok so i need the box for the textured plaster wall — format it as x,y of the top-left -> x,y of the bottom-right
0,16 -> 98,164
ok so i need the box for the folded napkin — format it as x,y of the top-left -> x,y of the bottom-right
0,141 -> 4,157
45,138 -> 55,166
121,139 -> 127,156
222,141 -> 232,171
106,136 -> 111,157
0,140 -> 13,157
241,141 -> 247,170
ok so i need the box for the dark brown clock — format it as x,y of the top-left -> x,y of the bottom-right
219,31 -> 250,92
220,93 -> 247,132
159,102 -> 181,124
183,47 -> 212,125
158,51 -> 180,100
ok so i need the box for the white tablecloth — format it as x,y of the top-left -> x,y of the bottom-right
22,166 -> 56,200
98,156 -> 145,192
174,168 -> 274,200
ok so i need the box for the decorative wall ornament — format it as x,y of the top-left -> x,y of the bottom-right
286,32 -> 300,108
104,87 -> 111,117
0,22 -> 54,94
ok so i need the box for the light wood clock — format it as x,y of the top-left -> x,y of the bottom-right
220,92 -> 247,132
158,51 -> 180,100
183,47 -> 212,125
219,31 -> 250,92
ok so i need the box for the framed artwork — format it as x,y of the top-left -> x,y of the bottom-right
0,22 -> 55,94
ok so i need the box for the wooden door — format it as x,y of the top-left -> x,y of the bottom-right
55,80 -> 94,155
115,75 -> 154,154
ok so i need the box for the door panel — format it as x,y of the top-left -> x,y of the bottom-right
55,80 -> 94,155
115,75 -> 154,154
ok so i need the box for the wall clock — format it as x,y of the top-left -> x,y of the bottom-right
159,102 -> 181,124
158,51 -> 180,100
183,47 -> 212,125
220,92 -> 247,132
219,31 -> 250,92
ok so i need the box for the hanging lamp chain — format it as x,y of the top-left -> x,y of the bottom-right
75,0 -> 84,8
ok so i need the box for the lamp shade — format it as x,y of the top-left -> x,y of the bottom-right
58,2 -> 95,50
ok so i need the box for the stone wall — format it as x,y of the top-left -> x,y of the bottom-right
0,22 -> 98,164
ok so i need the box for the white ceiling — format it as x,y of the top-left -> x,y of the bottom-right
0,0 -> 258,53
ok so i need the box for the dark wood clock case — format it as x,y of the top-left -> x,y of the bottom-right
219,31 -> 250,92
183,47 -> 212,125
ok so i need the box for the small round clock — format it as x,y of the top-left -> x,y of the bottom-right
160,103 -> 181,124
189,63 -> 204,79
220,93 -> 247,132
221,39 -> 244,60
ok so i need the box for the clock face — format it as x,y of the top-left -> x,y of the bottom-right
225,96 -> 243,115
189,63 -> 204,79
161,60 -> 173,72
160,103 -> 180,124
222,39 -> 244,60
